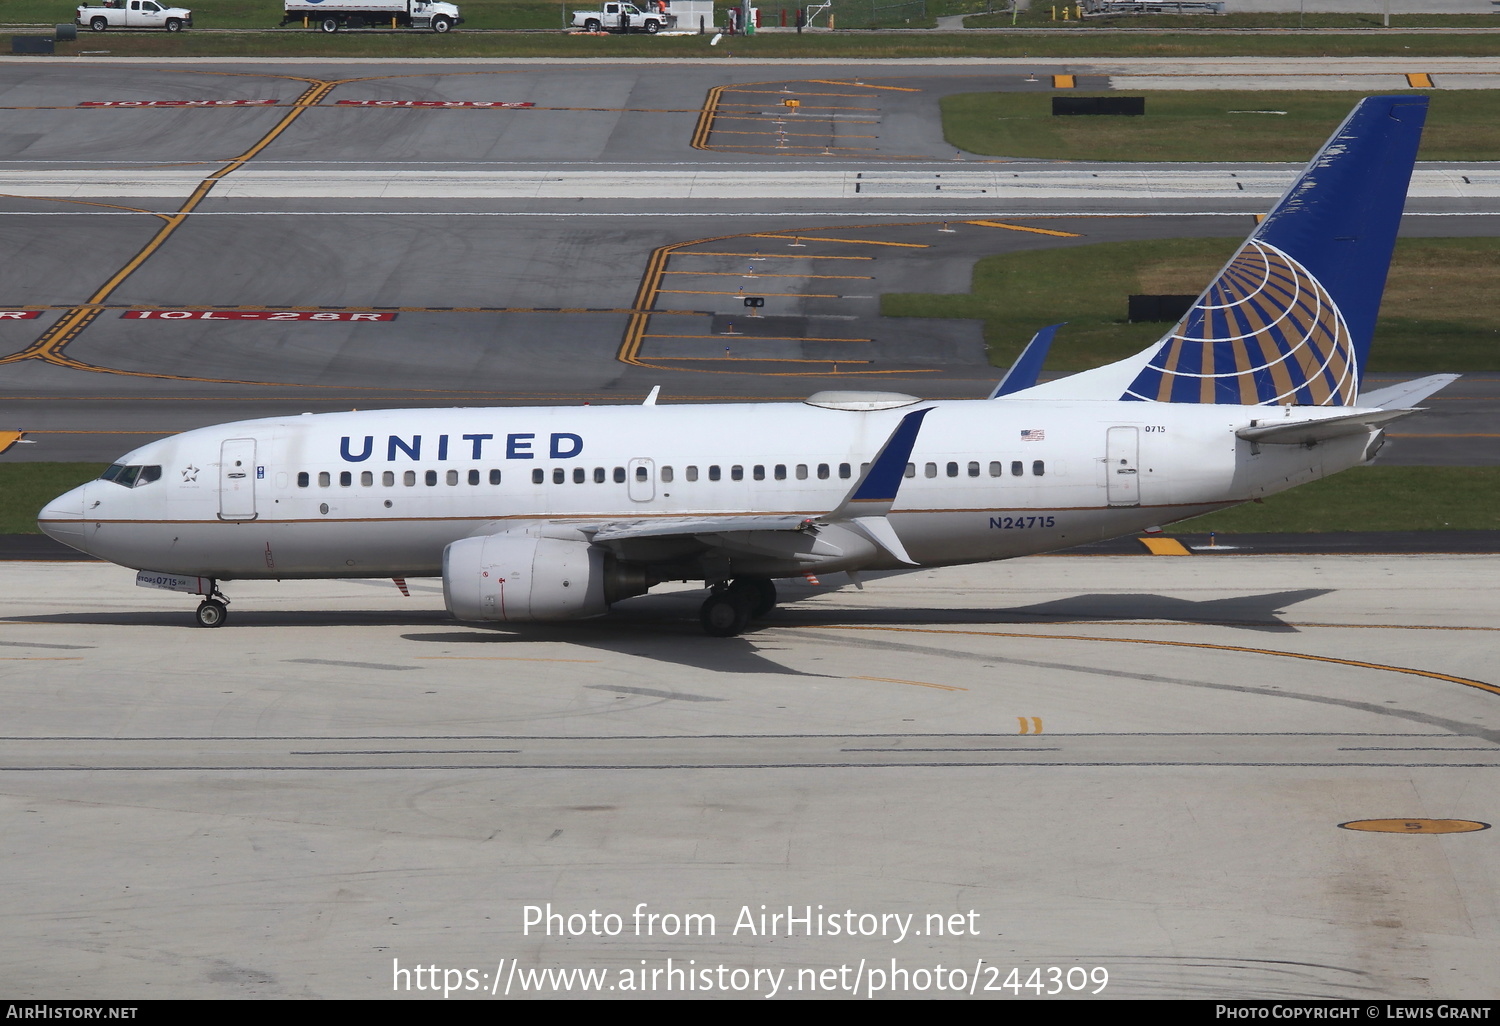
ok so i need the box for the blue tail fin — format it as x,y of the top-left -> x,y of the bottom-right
1122,95 -> 1428,407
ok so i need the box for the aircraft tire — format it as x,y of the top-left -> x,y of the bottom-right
730,577 -> 777,618
700,590 -> 751,637
195,599 -> 228,628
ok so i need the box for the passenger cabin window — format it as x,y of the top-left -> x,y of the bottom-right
448,470 -> 460,486
661,466 -> 674,483
613,467 -> 626,483
989,462 -> 1002,477
318,471 -> 331,487
572,468 -> 585,484
532,469 -> 545,485
426,470 -> 438,486
404,471 -> 416,486
594,467 -> 606,483
818,464 -> 830,480
384,471 -> 395,487
708,465 -> 721,481
1011,461 -> 1023,477
904,463 -> 915,479
361,471 -> 373,487
968,462 -> 980,478
753,465 -> 765,481
297,472 -> 309,488
840,463 -> 852,479
731,465 -> 744,482
1033,460 -> 1045,477
489,469 -> 502,485
924,463 -> 937,479
340,471 -> 352,487
468,470 -> 480,486
553,469 -> 565,485
686,466 -> 699,482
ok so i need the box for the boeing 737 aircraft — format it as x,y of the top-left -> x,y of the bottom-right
39,95 -> 1456,636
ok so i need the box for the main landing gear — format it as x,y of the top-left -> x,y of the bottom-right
194,581 -> 230,628
699,578 -> 776,637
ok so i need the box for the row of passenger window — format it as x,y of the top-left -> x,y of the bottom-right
295,459 -> 1046,489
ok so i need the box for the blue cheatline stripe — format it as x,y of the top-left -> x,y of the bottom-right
849,407 -> 932,504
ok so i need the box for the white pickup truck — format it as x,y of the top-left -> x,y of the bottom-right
571,1 -> 673,33
76,0 -> 193,31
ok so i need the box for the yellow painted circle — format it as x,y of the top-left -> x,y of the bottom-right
1339,819 -> 1490,834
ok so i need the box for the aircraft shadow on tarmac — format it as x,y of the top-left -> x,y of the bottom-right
5,586 -> 1330,646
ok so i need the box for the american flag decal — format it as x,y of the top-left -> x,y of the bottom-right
1021,429 -> 1045,441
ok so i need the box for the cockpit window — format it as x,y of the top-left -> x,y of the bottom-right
100,463 -> 162,488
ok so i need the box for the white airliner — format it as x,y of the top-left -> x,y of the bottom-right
39,95 -> 1457,636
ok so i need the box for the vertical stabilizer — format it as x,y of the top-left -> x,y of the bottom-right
1122,95 -> 1427,406
1012,96 -> 1428,407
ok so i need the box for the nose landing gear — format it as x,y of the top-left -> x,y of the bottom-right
193,581 -> 230,627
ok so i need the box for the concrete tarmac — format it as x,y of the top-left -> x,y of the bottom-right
1,555 -> 1497,998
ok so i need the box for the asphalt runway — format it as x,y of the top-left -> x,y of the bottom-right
1,58 -> 1496,465
2,555 -> 1497,998
1,57 -> 1498,1000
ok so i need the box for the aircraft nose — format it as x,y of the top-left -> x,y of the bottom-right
38,484 -> 90,550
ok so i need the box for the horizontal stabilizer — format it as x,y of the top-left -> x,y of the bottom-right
1358,373 -> 1460,411
1236,408 -> 1415,446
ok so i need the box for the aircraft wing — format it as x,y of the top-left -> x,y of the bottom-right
582,407 -> 933,568
590,514 -> 815,544
1235,408 -> 1416,446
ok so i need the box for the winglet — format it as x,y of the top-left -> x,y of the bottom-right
828,407 -> 930,518
989,323 -> 1063,399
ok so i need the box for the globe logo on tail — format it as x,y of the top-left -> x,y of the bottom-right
1123,240 -> 1358,407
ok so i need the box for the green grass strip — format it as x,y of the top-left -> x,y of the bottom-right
0,463 -> 108,535
882,237 -> 1500,373
1165,467 -> 1500,534
26,28 -> 1500,59
942,90 -> 1500,162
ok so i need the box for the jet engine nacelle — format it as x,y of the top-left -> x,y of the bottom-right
443,533 -> 645,622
